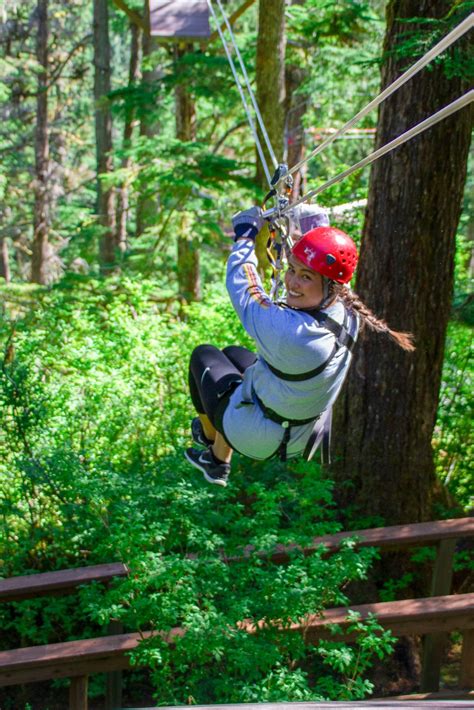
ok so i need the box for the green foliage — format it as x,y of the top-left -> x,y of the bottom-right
316,612 -> 394,700
0,277 -> 393,703
0,1 -> 471,704
379,573 -> 415,603
386,2 -> 474,81
287,0 -> 378,47
433,321 -> 473,510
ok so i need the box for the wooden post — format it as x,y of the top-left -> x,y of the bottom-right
420,538 -> 456,692
105,620 -> 124,710
69,675 -> 88,710
460,628 -> 474,688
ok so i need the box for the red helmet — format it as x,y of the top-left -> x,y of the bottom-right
291,226 -> 358,283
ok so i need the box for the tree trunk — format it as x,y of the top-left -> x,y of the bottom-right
285,0 -> 308,198
175,45 -> 200,305
330,0 -> 473,525
93,0 -> 116,271
255,0 -> 286,189
31,0 -> 50,285
0,238 -> 10,283
285,65 -> 308,199
136,0 -> 160,237
117,21 -> 142,254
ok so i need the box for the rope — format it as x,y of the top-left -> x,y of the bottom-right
284,90 -> 474,211
209,0 -> 292,300
283,12 -> 474,182
214,0 -> 279,172
207,0 -> 274,187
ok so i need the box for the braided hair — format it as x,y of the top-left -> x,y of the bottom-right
329,282 -> 415,352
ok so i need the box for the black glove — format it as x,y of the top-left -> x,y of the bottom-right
231,206 -> 264,241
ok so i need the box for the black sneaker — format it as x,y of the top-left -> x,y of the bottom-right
185,446 -> 230,487
191,417 -> 214,447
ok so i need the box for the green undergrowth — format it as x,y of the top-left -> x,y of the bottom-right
0,276 -> 395,705
434,321 -> 473,511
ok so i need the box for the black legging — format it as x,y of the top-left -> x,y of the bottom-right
188,344 -> 257,432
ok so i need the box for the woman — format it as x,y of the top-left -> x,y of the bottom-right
186,204 -> 414,487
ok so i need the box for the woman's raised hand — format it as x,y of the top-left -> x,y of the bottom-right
231,206 -> 264,241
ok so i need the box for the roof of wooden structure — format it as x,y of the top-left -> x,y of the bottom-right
150,0 -> 211,40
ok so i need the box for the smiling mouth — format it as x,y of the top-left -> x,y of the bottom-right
288,290 -> 303,298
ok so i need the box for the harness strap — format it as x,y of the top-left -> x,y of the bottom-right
264,307 -> 355,382
255,307 -> 355,461
303,408 -> 333,464
252,391 -> 321,463
265,343 -> 339,382
253,392 -> 318,427
277,424 -> 292,463
317,311 -> 355,351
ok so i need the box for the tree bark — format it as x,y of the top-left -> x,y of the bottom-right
93,0 -> 116,271
117,21 -> 142,254
0,238 -> 10,283
285,64 -> 308,199
330,0 -> 473,525
136,0 -> 160,237
255,0 -> 286,189
175,45 -> 200,305
31,0 -> 50,285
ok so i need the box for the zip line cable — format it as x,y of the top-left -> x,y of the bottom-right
282,90 -> 474,213
214,0 -> 279,172
282,12 -> 474,183
207,0 -> 274,188
209,3 -> 472,246
209,0 -> 292,301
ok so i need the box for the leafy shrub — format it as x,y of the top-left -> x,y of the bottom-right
0,276 -> 393,704
433,321 -> 473,511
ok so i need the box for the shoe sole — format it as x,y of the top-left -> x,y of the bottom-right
184,450 -> 228,487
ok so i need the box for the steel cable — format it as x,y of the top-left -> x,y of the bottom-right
214,0 -> 279,172
207,0 -> 274,187
283,90 -> 474,212
284,12 -> 474,183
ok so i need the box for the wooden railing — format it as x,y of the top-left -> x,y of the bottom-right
0,517 -> 473,709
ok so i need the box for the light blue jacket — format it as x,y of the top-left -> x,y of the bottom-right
222,238 -> 359,460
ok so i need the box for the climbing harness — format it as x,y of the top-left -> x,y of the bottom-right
254,305 -> 355,462
264,309 -> 355,383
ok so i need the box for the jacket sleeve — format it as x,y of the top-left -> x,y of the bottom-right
226,238 -> 291,359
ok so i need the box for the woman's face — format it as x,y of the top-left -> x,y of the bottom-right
284,255 -> 324,309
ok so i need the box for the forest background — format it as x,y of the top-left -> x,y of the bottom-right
0,0 -> 472,707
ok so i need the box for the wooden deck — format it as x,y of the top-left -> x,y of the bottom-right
126,698 -> 474,709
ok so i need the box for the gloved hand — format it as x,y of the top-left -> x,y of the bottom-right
289,202 -> 329,234
231,206 -> 264,241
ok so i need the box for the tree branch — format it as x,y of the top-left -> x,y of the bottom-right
212,120 -> 247,154
47,33 -> 92,88
111,0 -> 147,33
20,34 -> 92,98
209,0 -> 257,44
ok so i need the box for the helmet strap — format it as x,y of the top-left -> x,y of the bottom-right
318,276 -> 333,309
